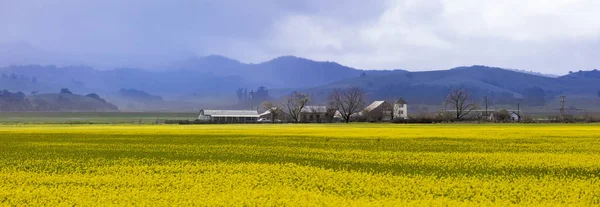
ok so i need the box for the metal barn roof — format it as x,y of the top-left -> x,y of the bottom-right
199,110 -> 259,118
363,101 -> 387,112
301,106 -> 328,113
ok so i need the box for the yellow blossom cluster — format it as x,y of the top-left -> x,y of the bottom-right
0,124 -> 599,206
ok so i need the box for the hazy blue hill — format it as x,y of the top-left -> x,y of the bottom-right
1,65 -> 94,92
167,55 -> 364,88
30,93 -> 118,111
1,56 -> 367,97
307,65 -> 600,106
0,64 -> 249,98
2,57 -> 599,110
167,55 -> 244,76
0,90 -> 117,112
560,70 -> 600,79
246,56 -> 362,88
118,88 -> 163,102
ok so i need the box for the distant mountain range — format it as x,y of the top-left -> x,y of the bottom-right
1,56 -> 598,111
308,65 -> 599,106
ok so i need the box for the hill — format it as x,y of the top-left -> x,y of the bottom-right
118,89 -> 163,102
1,58 -> 599,111
0,56 -> 367,97
560,69 -> 600,80
0,90 -> 118,112
168,55 -> 365,88
306,66 -> 600,107
28,93 -> 119,111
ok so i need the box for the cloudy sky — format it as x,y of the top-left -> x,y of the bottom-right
1,0 -> 599,74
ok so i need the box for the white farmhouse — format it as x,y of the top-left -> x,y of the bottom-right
394,98 -> 408,119
509,111 -> 522,122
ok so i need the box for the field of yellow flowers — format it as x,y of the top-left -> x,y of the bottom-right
1,124 -> 599,205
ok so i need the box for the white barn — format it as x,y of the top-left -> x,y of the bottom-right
197,110 -> 259,123
509,111 -> 522,122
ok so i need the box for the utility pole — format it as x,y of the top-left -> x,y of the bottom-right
250,90 -> 254,110
484,96 -> 488,116
560,96 -> 566,117
517,101 -> 520,117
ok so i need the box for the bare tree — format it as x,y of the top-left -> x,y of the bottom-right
284,92 -> 310,123
261,101 -> 280,122
445,88 -> 477,120
329,87 -> 366,123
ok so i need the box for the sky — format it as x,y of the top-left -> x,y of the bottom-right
1,0 -> 600,74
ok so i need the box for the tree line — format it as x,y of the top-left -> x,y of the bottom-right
258,87 -> 582,123
0,88 -> 109,112
260,87 -> 368,123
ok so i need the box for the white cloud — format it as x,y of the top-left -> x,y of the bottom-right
259,0 -> 600,73
441,0 -> 600,41
1,0 -> 600,73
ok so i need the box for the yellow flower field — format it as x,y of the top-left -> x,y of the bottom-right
1,124 -> 599,206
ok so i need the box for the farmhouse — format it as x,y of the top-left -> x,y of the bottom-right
509,111 -> 521,122
480,111 -> 495,121
197,110 -> 259,122
473,109 -> 522,122
394,98 -> 409,119
300,106 -> 335,123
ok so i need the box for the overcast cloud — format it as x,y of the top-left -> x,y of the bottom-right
1,0 -> 599,74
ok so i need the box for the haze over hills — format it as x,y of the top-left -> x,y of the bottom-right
0,55 -> 598,112
309,66 -> 600,107
560,70 -> 600,80
0,89 -> 118,112
168,55 -> 368,88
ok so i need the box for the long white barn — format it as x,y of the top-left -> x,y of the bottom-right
197,110 -> 259,122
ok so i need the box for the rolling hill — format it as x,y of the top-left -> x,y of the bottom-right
560,70 -> 600,80
1,57 -> 598,111
0,89 -> 118,112
306,66 -> 600,107
28,93 -> 119,111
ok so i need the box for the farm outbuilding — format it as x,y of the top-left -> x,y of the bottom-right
361,101 -> 393,122
300,106 -> 336,123
197,110 -> 259,123
258,107 -> 289,121
509,111 -> 522,122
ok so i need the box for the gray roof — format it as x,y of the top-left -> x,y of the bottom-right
301,105 -> 328,113
199,110 -> 259,118
363,101 -> 388,112
258,110 -> 271,116
395,98 -> 408,104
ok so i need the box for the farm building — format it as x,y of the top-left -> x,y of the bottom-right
300,106 -> 336,123
474,109 -> 522,122
258,107 -> 289,121
361,101 -> 393,122
509,111 -> 521,122
480,111 -> 495,121
394,98 -> 409,119
197,110 -> 259,122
